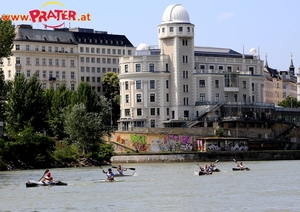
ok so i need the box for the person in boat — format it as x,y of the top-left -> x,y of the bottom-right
116,165 -> 127,175
102,168 -> 115,181
209,163 -> 215,172
238,162 -> 245,170
40,169 -> 53,183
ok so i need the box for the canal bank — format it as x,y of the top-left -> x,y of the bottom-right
111,150 -> 300,163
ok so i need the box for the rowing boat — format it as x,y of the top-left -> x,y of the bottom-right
26,180 -> 67,188
114,173 -> 134,177
199,171 -> 212,176
232,167 -> 250,171
95,179 -> 125,183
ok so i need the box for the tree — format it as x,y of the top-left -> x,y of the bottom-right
102,72 -> 120,126
47,84 -> 72,139
278,96 -> 300,108
64,103 -> 109,155
6,74 -> 47,134
0,69 -> 7,121
72,82 -> 100,112
0,19 -> 15,59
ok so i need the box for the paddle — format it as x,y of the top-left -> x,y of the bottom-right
112,166 -> 136,171
38,170 -> 48,182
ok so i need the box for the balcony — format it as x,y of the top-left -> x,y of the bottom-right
15,63 -> 22,69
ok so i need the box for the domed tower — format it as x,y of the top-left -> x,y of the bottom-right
158,4 -> 194,120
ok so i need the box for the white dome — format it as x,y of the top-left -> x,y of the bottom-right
162,4 -> 190,23
136,43 -> 149,51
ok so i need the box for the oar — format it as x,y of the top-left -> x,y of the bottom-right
38,170 -> 48,181
213,159 -> 219,165
233,159 -> 250,170
112,166 -> 136,170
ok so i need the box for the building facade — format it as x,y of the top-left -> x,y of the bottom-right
118,4 -> 266,130
0,24 -> 135,95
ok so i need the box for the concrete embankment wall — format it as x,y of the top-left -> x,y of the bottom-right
111,151 -> 300,163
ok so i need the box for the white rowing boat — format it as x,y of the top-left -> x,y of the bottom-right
95,179 -> 125,183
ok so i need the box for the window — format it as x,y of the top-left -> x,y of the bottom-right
26,45 -> 30,51
97,67 -> 100,73
183,55 -> 188,63
150,108 -> 155,115
102,48 -> 106,54
70,60 -> 75,67
91,48 -> 95,53
91,57 -> 95,63
243,81 -> 246,88
200,93 -> 205,101
92,67 -> 95,73
55,59 -> 59,66
70,48 -> 74,53
183,70 -> 189,78
150,80 -> 155,89
56,71 -> 59,79
125,81 -> 129,90
16,70 -> 21,76
125,65 -> 128,73
166,80 -> 169,89
200,65 -> 205,70
86,77 -> 90,82
36,58 -> 40,65
97,58 -> 101,63
96,48 -> 100,53
107,49 -> 111,54
42,58 -> 46,66
157,108 -> 160,116
80,67 -> 84,72
92,77 -> 95,82
169,27 -> 174,32
56,83 -> 59,89
86,57 -> 90,63
49,59 -> 53,66
209,65 -> 214,70
218,66 -> 223,70
187,27 -> 190,32
125,109 -> 130,116
86,47 -> 89,53
102,68 -> 106,73
225,94 -> 228,102
16,45 -> 20,50
43,70 -> 46,78
42,46 -> 45,51
81,76 -> 84,81
162,28 -> 165,33
135,64 -> 141,72
166,63 -> 169,72
26,57 -> 30,65
136,80 -> 141,89
136,94 -> 142,102
80,47 -> 84,53
86,67 -> 90,72
36,70 -> 40,77
42,83 -> 46,89
48,46 -> 52,52
234,94 -> 237,102
26,70 -> 30,77
35,45 -> 39,51
183,84 -> 188,92
215,93 -> 219,102
137,108 -> 142,116
199,80 -> 205,87
113,59 -> 117,64
227,66 -> 232,72
243,94 -> 247,102
71,84 -> 75,91
150,93 -> 155,102
8,70 -> 11,77
167,108 -> 169,115
62,71 -> 66,79
125,94 -> 129,103
215,80 -> 219,88
249,67 -> 254,75
149,63 -> 154,72
107,58 -> 111,64
16,57 -> 20,64
179,26 -> 183,31
252,83 -> 254,91
71,72 -> 75,79
102,58 -> 106,63
166,93 -> 169,102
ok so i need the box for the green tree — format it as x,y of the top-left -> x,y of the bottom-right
278,96 -> 300,108
0,69 -> 7,121
64,103 -> 109,155
6,74 -> 47,134
0,19 -> 15,59
102,72 -> 120,126
47,84 -> 72,140
72,82 -> 100,112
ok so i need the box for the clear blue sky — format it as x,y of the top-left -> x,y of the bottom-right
1,0 -> 299,71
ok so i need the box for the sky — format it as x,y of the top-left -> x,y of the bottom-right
1,0 -> 299,71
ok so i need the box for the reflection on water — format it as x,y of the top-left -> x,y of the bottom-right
0,160 -> 299,212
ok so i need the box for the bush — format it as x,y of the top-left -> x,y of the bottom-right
53,141 -> 80,162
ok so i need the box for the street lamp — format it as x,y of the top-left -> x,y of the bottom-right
110,93 -> 113,128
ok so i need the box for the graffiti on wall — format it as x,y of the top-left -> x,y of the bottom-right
149,134 -> 193,152
130,134 -> 147,152
206,142 -> 249,151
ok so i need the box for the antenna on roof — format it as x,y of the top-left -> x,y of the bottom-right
242,45 -> 245,58
258,46 -> 260,59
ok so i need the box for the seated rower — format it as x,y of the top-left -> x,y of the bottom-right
238,162 -> 245,170
40,169 -> 53,183
102,168 -> 115,181
117,165 -> 127,175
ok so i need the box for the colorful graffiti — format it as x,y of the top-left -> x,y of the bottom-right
149,134 -> 193,152
130,134 -> 147,152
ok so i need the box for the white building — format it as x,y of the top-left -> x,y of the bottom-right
118,4 -> 265,131
1,25 -> 135,95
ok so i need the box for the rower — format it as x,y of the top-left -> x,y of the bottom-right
117,165 -> 127,175
102,168 -> 115,181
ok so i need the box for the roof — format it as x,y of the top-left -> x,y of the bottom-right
14,26 -> 76,44
72,31 -> 134,47
194,46 -> 254,59
162,4 -> 190,24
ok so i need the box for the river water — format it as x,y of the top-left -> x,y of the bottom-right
0,160 -> 299,212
